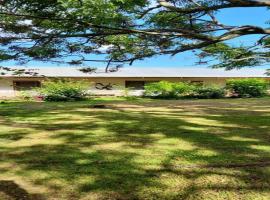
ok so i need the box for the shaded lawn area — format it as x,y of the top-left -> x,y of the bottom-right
0,98 -> 270,200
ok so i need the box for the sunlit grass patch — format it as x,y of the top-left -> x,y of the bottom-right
0,98 -> 269,199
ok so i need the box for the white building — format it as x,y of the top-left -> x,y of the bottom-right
0,67 -> 269,98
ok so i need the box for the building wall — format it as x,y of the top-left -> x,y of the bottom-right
81,77 -> 227,88
0,78 -> 15,97
0,77 -> 269,97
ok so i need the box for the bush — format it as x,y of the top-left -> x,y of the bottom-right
0,100 -> 7,104
18,91 -> 35,101
190,85 -> 225,99
144,81 -> 193,98
38,80 -> 89,101
226,78 -> 269,98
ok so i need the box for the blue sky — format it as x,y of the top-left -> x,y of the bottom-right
2,6 -> 270,69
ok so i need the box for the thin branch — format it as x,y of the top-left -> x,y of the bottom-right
138,5 -> 162,19
158,0 -> 270,14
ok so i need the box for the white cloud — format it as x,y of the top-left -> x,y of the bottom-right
18,20 -> 33,26
149,0 -> 159,7
97,45 -> 114,52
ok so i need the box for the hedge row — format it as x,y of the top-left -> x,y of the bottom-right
144,79 -> 269,99
21,79 -> 269,101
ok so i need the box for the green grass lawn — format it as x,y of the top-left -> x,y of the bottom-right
0,98 -> 270,200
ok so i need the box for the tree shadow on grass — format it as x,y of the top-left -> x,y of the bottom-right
0,101 -> 270,199
0,180 -> 44,200
0,144 -> 163,199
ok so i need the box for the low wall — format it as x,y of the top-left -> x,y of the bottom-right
88,89 -> 144,96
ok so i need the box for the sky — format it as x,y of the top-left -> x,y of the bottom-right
2,6 -> 270,69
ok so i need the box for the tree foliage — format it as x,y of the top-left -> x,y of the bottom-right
0,0 -> 270,70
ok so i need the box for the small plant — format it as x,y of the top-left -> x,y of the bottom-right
38,79 -> 89,101
226,78 -> 269,98
122,88 -> 138,100
19,91 -> 35,101
190,85 -> 225,99
122,87 -> 130,97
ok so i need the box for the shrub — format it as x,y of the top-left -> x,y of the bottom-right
121,87 -> 138,100
38,80 -> 89,101
0,100 -> 7,104
18,91 -> 35,101
144,81 -> 193,98
226,78 -> 269,98
190,85 -> 225,99
17,91 -> 45,101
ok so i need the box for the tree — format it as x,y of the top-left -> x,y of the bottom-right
0,0 -> 269,71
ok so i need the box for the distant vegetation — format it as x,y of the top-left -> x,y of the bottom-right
144,79 -> 269,99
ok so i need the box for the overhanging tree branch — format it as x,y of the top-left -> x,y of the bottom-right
158,0 -> 270,13
0,0 -> 269,70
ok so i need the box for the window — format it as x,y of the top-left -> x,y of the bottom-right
125,81 -> 145,89
14,81 -> 41,91
190,81 -> 204,86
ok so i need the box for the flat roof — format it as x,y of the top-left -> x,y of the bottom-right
0,67 -> 269,78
